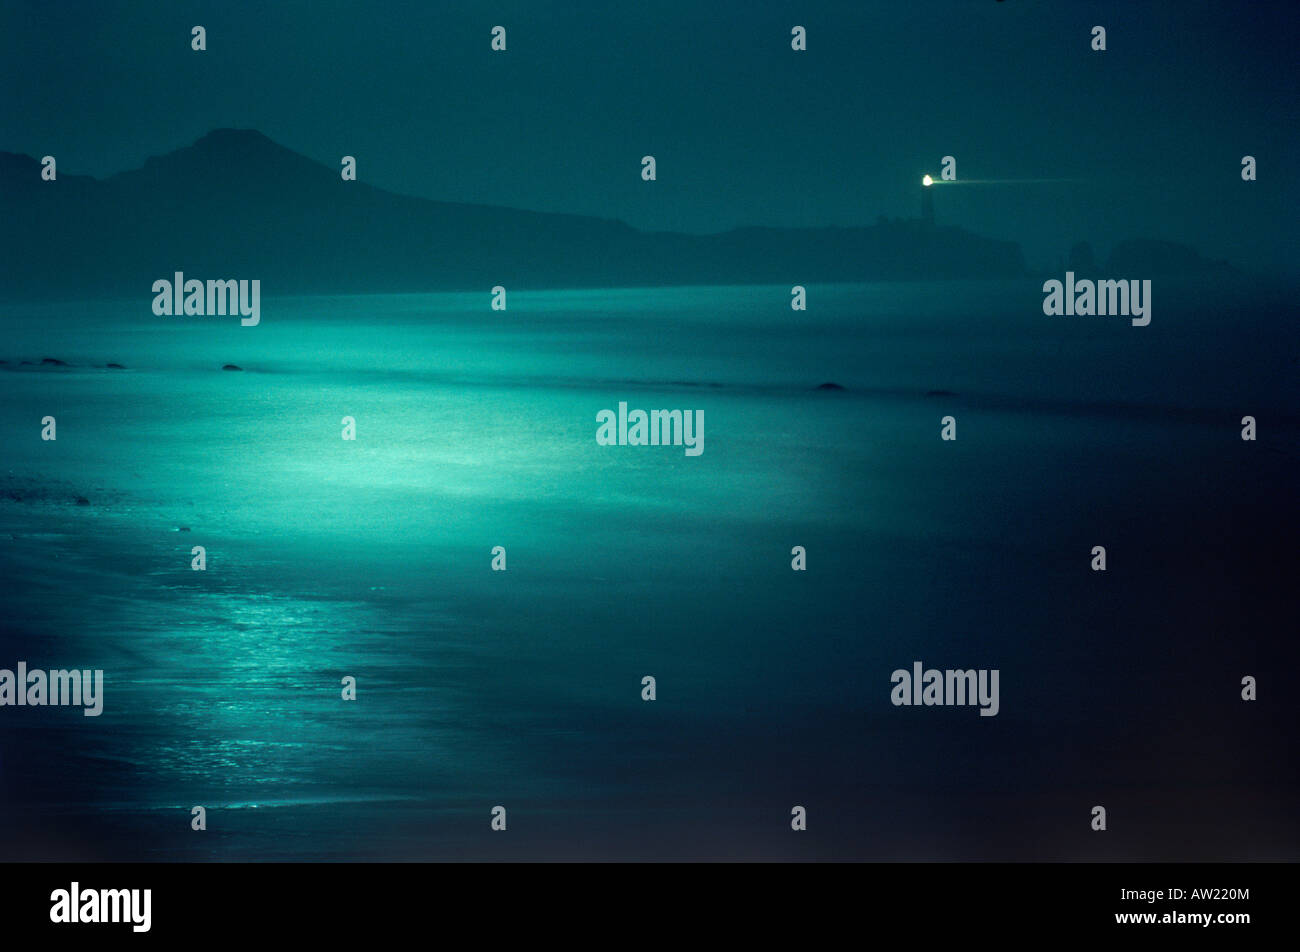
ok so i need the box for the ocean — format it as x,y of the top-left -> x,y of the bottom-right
0,279 -> 1295,860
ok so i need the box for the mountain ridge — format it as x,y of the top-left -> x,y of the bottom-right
4,129 -> 1030,299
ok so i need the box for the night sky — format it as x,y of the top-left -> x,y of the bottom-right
2,0 -> 1295,273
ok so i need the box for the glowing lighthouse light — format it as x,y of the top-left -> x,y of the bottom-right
922,174 -> 933,187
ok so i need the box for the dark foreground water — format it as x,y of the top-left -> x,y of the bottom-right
0,280 -> 1296,860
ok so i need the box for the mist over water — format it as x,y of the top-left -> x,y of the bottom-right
0,280 -> 1296,860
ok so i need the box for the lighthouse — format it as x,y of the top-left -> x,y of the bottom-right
921,175 -> 935,226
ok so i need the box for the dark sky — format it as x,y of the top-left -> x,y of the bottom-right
2,0 -> 1295,275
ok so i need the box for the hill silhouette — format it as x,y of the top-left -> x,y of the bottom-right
1104,238 -> 1235,275
1,129 -> 1028,299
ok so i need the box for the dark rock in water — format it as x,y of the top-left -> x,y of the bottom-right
106,363 -> 126,369
175,526 -> 191,532
75,496 -> 90,506
815,382 -> 845,391
19,360 -> 32,365
40,357 -> 68,366
222,364 -> 243,371
925,389 -> 956,397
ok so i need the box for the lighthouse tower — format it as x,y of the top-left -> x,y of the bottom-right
921,175 -> 935,226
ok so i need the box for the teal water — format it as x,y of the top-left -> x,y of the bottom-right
0,281 -> 1296,860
